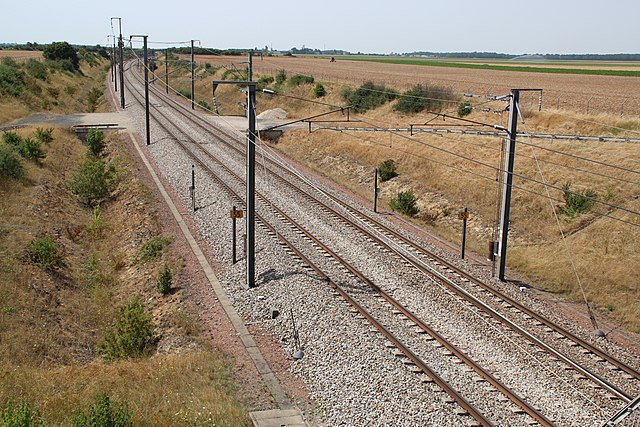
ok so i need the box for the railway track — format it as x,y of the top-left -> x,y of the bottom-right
122,64 -> 639,425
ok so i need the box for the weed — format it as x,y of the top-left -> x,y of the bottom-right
559,183 -> 597,218
196,99 -> 211,110
34,128 -> 53,144
1,400 -> 44,427
389,190 -> 420,217
176,88 -> 191,99
29,236 -> 62,270
87,87 -> 103,113
313,83 -> 326,98
275,69 -> 287,85
378,159 -> 398,182
86,128 -> 105,158
17,137 -> 46,161
137,235 -> 173,263
0,143 -> 25,179
86,205 -> 106,238
458,101 -> 472,117
157,263 -> 172,295
72,394 -> 132,427
288,74 -> 314,86
97,298 -> 154,360
81,253 -> 109,288
68,159 -> 118,206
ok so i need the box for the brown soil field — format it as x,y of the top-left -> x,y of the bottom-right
0,50 -> 43,61
199,55 -> 640,116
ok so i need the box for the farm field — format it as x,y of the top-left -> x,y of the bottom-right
199,54 -> 640,116
0,49 -> 43,61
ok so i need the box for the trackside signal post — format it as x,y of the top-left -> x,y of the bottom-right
212,76 -> 257,288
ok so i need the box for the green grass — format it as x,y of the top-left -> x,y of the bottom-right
332,55 -> 640,77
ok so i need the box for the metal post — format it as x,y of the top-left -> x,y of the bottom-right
191,40 -> 195,110
232,205 -> 237,264
498,90 -> 519,281
373,168 -> 378,213
131,35 -> 150,145
191,164 -> 195,212
461,207 -> 468,259
165,49 -> 169,94
117,19 -> 125,109
247,77 -> 256,288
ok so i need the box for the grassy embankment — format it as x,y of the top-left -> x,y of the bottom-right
179,57 -> 640,332
0,54 -> 252,425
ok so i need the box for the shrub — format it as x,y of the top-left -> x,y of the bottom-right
72,394 -> 132,427
258,76 -> 274,85
97,298 -> 154,360
389,190 -> 420,217
0,144 -> 25,179
458,101 -> 472,117
87,87 -> 103,112
196,99 -> 210,110
378,159 -> 398,182
34,127 -> 53,144
17,137 -> 46,161
176,88 -> 191,99
313,83 -> 326,98
275,69 -> 286,85
0,61 -> 25,97
43,41 -> 79,70
138,235 -> 173,262
157,263 -> 172,295
559,184 -> 597,218
342,81 -> 397,113
288,74 -> 314,86
1,401 -> 44,427
2,131 -> 23,146
25,59 -> 47,80
393,84 -> 456,114
30,236 -> 62,270
86,128 -> 106,157
69,159 -> 118,205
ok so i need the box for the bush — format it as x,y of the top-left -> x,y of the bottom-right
275,69 -> 286,85
393,84 -> 456,114
342,81 -> 397,113
86,128 -> 106,157
2,131 -> 22,146
43,41 -> 79,70
288,74 -> 314,86
389,191 -> 420,217
559,184 -> 597,218
97,298 -> 154,360
25,59 -> 47,81
0,61 -> 25,97
138,235 -> 173,262
458,101 -> 472,117
30,236 -> 62,270
258,76 -> 274,85
196,99 -> 211,110
378,159 -> 398,182
87,87 -> 103,112
72,394 -> 132,427
17,137 -> 46,161
313,83 -> 326,98
69,159 -> 118,205
176,88 -> 191,99
0,144 -> 25,179
34,127 -> 53,144
1,401 -> 44,427
157,263 -> 172,295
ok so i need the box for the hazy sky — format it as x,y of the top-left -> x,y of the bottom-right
3,0 -> 639,54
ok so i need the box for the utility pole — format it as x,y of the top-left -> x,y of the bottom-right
111,17 -> 125,109
165,48 -> 169,94
212,75 -> 257,288
373,168 -> 378,213
498,90 -> 520,281
107,35 -> 117,91
131,35 -> 150,145
191,40 -> 195,110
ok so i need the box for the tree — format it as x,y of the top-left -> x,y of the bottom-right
43,42 -> 79,70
